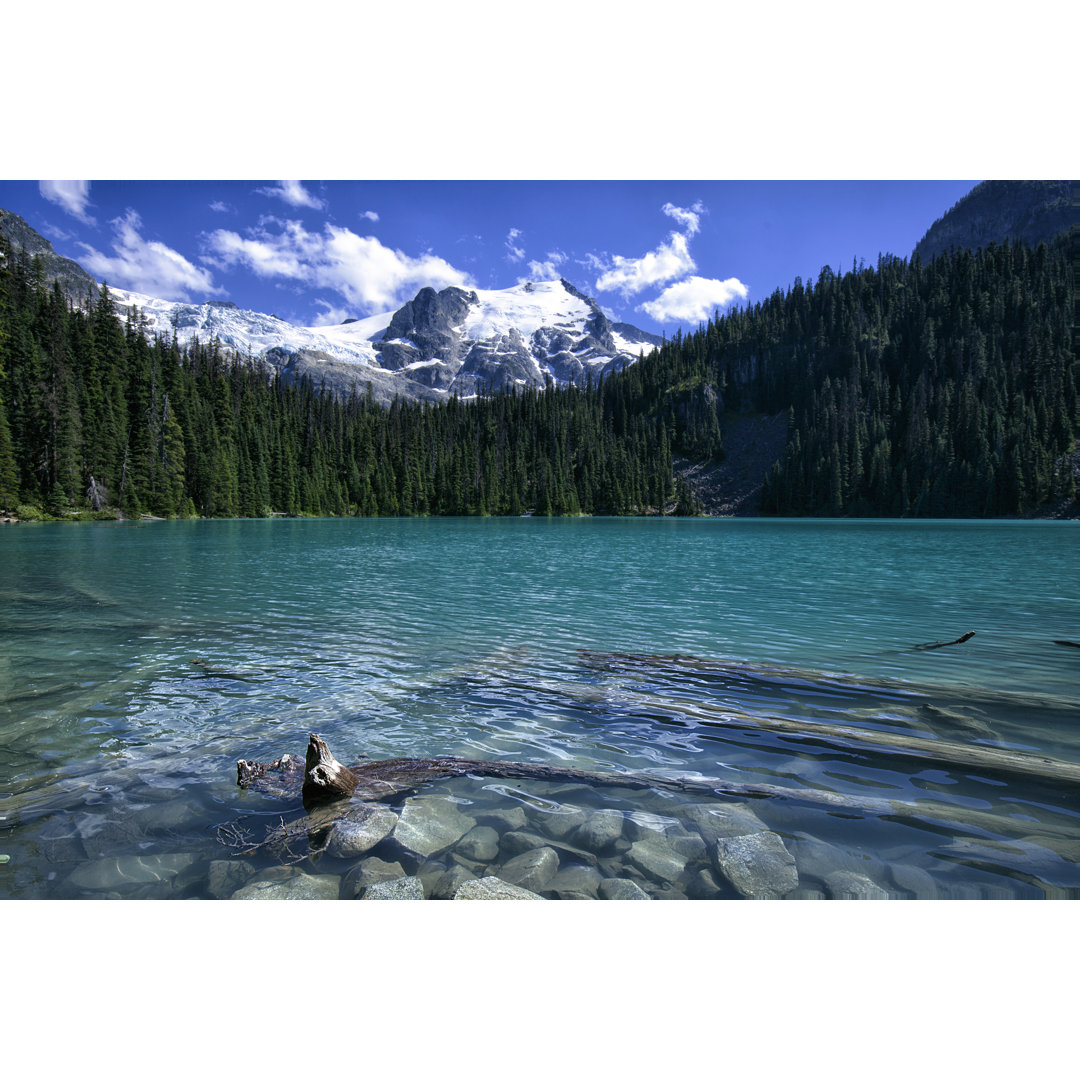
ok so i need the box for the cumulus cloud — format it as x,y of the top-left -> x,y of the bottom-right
255,180 -> 325,210
594,231 -> 696,298
360,209 -> 379,223
39,180 -> 95,224
662,201 -> 704,236
523,250 -> 567,281
311,299 -> 355,326
505,227 -> 525,263
204,218 -> 474,314
77,209 -> 224,301
209,200 -> 231,213
639,275 -> 748,323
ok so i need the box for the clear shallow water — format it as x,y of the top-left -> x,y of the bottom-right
1,516 -> 1078,899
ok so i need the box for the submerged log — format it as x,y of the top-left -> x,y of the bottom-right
228,733 -> 1080,863
913,630 -> 976,650
1053,640 -> 1080,649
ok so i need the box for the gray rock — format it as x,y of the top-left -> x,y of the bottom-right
500,830 -> 549,857
713,831 -> 799,899
230,867 -> 342,900
544,864 -> 604,899
207,858 -> 256,900
598,877 -> 652,900
325,806 -> 399,859
361,876 -> 425,900
456,825 -> 501,862
537,809 -> 587,840
498,846 -> 560,892
686,867 -> 725,899
888,862 -> 940,899
791,836 -> 887,886
67,853 -> 198,893
788,886 -> 828,900
392,798 -> 476,858
454,876 -> 545,900
430,864 -> 476,900
824,871 -> 891,900
625,811 -> 682,842
473,806 -> 528,831
344,857 -> 407,898
132,799 -> 201,835
573,810 -> 625,854
625,836 -> 690,885
681,802 -> 769,842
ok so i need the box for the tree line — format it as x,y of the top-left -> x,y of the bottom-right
0,232 -> 1074,521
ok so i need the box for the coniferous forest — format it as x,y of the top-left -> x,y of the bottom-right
0,231 -> 1075,521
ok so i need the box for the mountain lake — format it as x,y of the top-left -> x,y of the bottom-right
1,515 -> 1077,900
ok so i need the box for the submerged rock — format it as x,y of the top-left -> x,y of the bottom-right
712,831 -> 798,899
598,877 -> 652,900
67,853 -> 198,893
544,863 -> 604,899
680,802 -> 770,843
573,810 -> 625,854
456,825 -> 501,862
474,806 -> 529,831
454,876 -> 545,900
361,876 -> 425,900
498,846 -> 560,892
500,830 -> 549,857
686,867 -> 725,899
207,858 -> 256,899
537,808 -> 588,840
625,836 -> 691,885
824,871 -> 891,900
343,857 -> 407,897
430,864 -> 477,900
887,862 -> 940,900
230,866 -> 342,900
392,798 -> 477,858
325,806 -> 399,859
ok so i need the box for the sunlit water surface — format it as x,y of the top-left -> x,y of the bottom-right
1,517 -> 1077,899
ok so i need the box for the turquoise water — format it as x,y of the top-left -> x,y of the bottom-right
1,516 -> 1078,899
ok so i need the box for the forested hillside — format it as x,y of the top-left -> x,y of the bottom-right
0,239 -> 693,520
639,239 -> 1077,517
0,232 -> 1075,521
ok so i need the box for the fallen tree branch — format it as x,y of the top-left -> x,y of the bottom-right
913,630 -> 975,651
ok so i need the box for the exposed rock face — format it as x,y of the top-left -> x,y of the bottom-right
0,208 -> 100,304
912,180 -> 1076,263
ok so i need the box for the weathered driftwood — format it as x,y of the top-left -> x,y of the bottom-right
227,733 -> 1080,864
912,630 -> 976,650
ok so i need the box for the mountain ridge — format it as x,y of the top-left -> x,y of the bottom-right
0,208 -> 660,405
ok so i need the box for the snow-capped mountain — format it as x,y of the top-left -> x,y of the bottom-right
108,278 -> 663,404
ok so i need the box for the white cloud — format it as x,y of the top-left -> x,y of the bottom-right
205,218 -> 474,314
360,210 -> 379,223
505,227 -> 525,263
662,201 -> 703,236
209,200 -> 231,213
255,180 -> 326,210
39,180 -> 95,224
639,275 -> 748,323
594,231 -> 696,297
77,209 -> 225,301
311,299 -> 354,326
523,250 -> 566,281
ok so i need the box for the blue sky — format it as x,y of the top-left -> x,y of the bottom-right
1,179 -> 978,337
